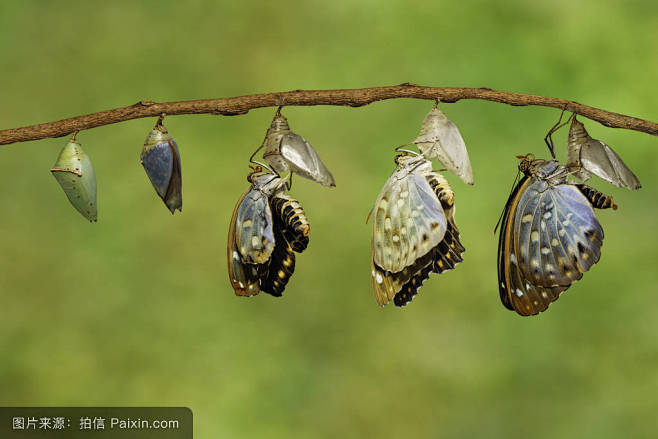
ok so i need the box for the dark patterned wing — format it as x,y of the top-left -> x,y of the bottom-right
497,176 -> 567,315
259,225 -> 296,297
228,191 -> 266,296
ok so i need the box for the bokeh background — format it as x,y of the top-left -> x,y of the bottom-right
1,1 -> 657,437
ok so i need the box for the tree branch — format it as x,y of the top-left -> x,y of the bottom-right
1,84 -> 656,146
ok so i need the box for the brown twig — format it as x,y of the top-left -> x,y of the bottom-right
1,84 -> 656,145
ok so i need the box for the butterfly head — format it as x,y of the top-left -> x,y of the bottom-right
515,154 -> 562,180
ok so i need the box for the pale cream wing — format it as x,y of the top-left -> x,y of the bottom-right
372,173 -> 447,273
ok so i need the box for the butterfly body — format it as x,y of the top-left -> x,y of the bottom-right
497,155 -> 615,316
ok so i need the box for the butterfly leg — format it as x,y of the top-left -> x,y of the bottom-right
544,109 -> 574,159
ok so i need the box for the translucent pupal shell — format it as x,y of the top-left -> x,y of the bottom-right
51,139 -> 98,222
413,105 -> 474,185
140,122 -> 183,213
567,118 -> 641,190
262,110 -> 336,187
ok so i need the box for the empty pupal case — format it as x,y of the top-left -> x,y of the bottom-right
567,117 -> 641,190
414,103 -> 474,185
262,108 -> 336,187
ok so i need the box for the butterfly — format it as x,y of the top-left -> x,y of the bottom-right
228,169 -> 310,297
496,154 -> 617,316
369,153 -> 465,307
261,108 -> 336,187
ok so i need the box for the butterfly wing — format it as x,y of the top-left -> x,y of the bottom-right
259,222 -> 296,297
228,190 -> 264,296
278,133 -> 336,187
497,176 -> 570,315
234,188 -> 275,264
372,172 -> 447,274
515,182 -> 604,287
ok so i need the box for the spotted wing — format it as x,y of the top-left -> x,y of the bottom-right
279,133 -> 336,187
234,188 -> 275,264
515,181 -> 604,287
372,173 -> 447,274
228,191 -> 265,296
580,139 -> 641,190
497,177 -> 570,315
372,172 -> 464,307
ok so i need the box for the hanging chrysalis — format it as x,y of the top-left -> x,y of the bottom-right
567,117 -> 641,190
496,154 -> 617,316
228,168 -> 311,297
262,108 -> 336,187
412,102 -> 474,185
140,115 -> 182,213
50,133 -> 98,222
369,153 -> 465,307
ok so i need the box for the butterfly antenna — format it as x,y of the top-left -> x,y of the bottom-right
493,169 -> 521,235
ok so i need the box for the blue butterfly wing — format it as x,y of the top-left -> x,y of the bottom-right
498,177 -> 570,316
235,188 -> 275,264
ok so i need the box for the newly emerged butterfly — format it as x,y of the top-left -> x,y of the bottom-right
228,169 -> 310,297
369,153 -> 465,307
497,154 -> 617,316
262,108 -> 336,187
567,117 -> 641,190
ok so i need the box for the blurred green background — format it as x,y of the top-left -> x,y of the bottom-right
1,1 -> 657,437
